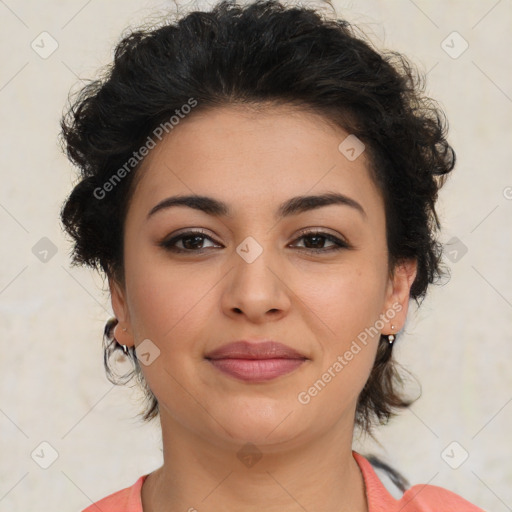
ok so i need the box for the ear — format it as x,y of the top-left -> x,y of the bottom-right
108,275 -> 134,348
381,258 -> 418,335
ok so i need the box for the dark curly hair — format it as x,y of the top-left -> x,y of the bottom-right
59,0 -> 455,448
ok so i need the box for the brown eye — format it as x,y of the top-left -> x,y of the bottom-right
290,231 -> 350,254
159,230 -> 221,253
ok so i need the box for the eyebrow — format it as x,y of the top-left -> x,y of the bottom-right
147,192 -> 367,220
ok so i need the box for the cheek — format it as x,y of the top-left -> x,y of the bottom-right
302,260 -> 386,392
304,259 -> 387,338
123,247 -> 221,356
126,267 -> 188,337
121,252 -> 216,411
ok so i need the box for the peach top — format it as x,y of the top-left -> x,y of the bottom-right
82,451 -> 485,511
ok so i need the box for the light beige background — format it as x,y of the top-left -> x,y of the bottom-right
0,0 -> 511,510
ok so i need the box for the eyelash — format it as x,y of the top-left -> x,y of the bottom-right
158,229 -> 351,255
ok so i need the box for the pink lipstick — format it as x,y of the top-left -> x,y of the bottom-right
205,341 -> 307,382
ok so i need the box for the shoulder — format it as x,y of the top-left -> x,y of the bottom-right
397,482 -> 486,511
81,474 -> 147,512
352,451 -> 486,512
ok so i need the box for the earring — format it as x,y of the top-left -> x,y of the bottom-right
388,324 -> 396,345
120,326 -> 129,353
110,320 -> 129,355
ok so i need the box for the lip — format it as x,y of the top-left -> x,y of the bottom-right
205,341 -> 308,382
205,340 -> 306,360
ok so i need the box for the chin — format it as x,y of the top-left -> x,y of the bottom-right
212,399 -> 306,445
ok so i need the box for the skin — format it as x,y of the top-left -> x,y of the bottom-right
110,104 -> 417,512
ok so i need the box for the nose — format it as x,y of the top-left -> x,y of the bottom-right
221,241 -> 291,323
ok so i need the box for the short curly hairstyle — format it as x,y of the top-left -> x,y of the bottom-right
59,0 -> 455,438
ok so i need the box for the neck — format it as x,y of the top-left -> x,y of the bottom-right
141,408 -> 368,512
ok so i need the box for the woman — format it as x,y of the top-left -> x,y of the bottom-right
59,0 -> 484,510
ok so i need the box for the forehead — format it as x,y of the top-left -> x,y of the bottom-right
127,105 -> 383,220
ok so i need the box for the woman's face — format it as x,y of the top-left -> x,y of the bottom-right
111,105 -> 416,450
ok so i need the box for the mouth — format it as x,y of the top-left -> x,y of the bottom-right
205,340 -> 308,382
